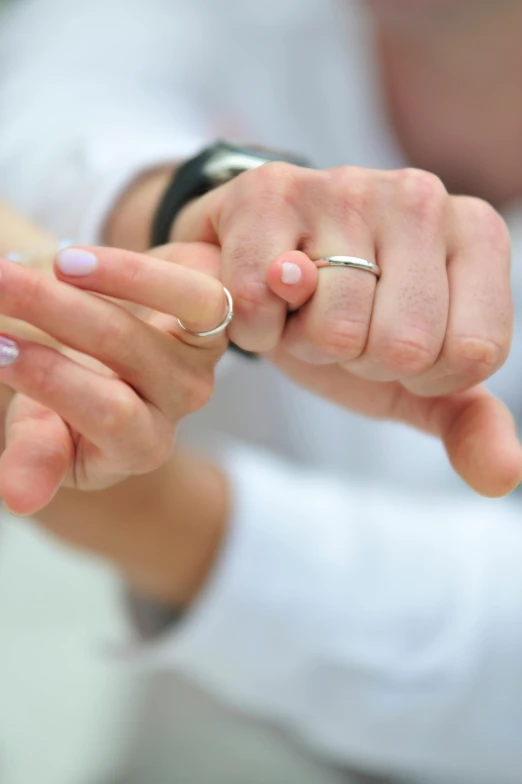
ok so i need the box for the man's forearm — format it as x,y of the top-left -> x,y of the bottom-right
33,451 -> 229,607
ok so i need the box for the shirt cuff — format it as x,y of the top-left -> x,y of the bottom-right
123,446 -> 321,699
75,133 -> 210,244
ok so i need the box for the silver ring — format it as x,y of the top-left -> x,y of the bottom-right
177,286 -> 234,338
316,256 -> 381,279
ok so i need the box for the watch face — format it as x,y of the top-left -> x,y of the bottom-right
203,146 -> 271,185
203,141 -> 310,185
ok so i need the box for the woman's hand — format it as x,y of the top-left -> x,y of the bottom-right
0,243 -> 229,515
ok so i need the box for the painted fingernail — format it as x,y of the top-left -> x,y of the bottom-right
281,262 -> 302,285
56,248 -> 98,276
5,252 -> 22,263
0,337 -> 19,366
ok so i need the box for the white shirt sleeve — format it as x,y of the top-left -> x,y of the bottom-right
134,444 -> 522,784
0,0 -> 214,242
4,3 -> 522,780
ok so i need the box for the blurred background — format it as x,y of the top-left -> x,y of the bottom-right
0,510 -> 134,784
0,508 -> 355,784
0,0 -> 132,747
1,1 -> 522,782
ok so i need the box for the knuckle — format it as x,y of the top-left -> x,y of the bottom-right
324,166 -> 374,224
443,335 -> 508,378
100,387 -> 139,440
30,350 -> 63,397
224,248 -> 281,322
311,315 -> 369,360
372,331 -> 439,377
230,273 -> 271,314
458,197 -> 511,254
394,168 -> 447,220
243,160 -> 298,203
96,310 -> 132,362
221,240 -> 284,323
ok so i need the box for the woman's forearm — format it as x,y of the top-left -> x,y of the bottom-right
0,204 -> 229,606
33,451 -> 229,607
0,202 -> 56,255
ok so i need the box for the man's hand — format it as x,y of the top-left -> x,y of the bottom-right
174,164 -> 512,390
171,163 -> 522,496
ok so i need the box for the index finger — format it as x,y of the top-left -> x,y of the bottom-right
172,167 -> 301,352
54,243 -> 228,337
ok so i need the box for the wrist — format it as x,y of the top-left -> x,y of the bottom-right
34,451 -> 230,608
116,453 -> 230,606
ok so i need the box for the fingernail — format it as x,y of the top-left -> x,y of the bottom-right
56,248 -> 98,276
281,262 -> 302,285
5,252 -> 22,263
0,337 -> 19,366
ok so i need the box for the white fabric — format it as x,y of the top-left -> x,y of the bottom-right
1,1 -> 522,782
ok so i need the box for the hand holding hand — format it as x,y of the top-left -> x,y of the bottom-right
0,243 -> 229,515
172,163 -> 522,496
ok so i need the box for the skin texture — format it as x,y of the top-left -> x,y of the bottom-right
225,244 -> 522,497
0,217 -> 230,607
173,165 -> 514,392
3,0 -> 522,604
0,208 -> 522,514
0,243 -> 229,513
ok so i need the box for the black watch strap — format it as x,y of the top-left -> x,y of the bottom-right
151,145 -> 220,248
151,141 -> 311,247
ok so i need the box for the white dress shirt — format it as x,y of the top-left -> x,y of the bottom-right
1,1 -> 522,782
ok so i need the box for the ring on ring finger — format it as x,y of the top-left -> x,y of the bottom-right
316,255 -> 381,279
177,286 -> 234,338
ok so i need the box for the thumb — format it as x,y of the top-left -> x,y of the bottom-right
408,385 -> 522,498
0,395 -> 72,515
266,251 -> 319,310
270,347 -> 522,498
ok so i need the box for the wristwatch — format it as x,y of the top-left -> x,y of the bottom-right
151,140 -> 311,248
151,141 -> 311,358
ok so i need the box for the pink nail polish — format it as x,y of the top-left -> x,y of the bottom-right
56,248 -> 98,276
0,337 -> 19,366
281,262 -> 302,285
